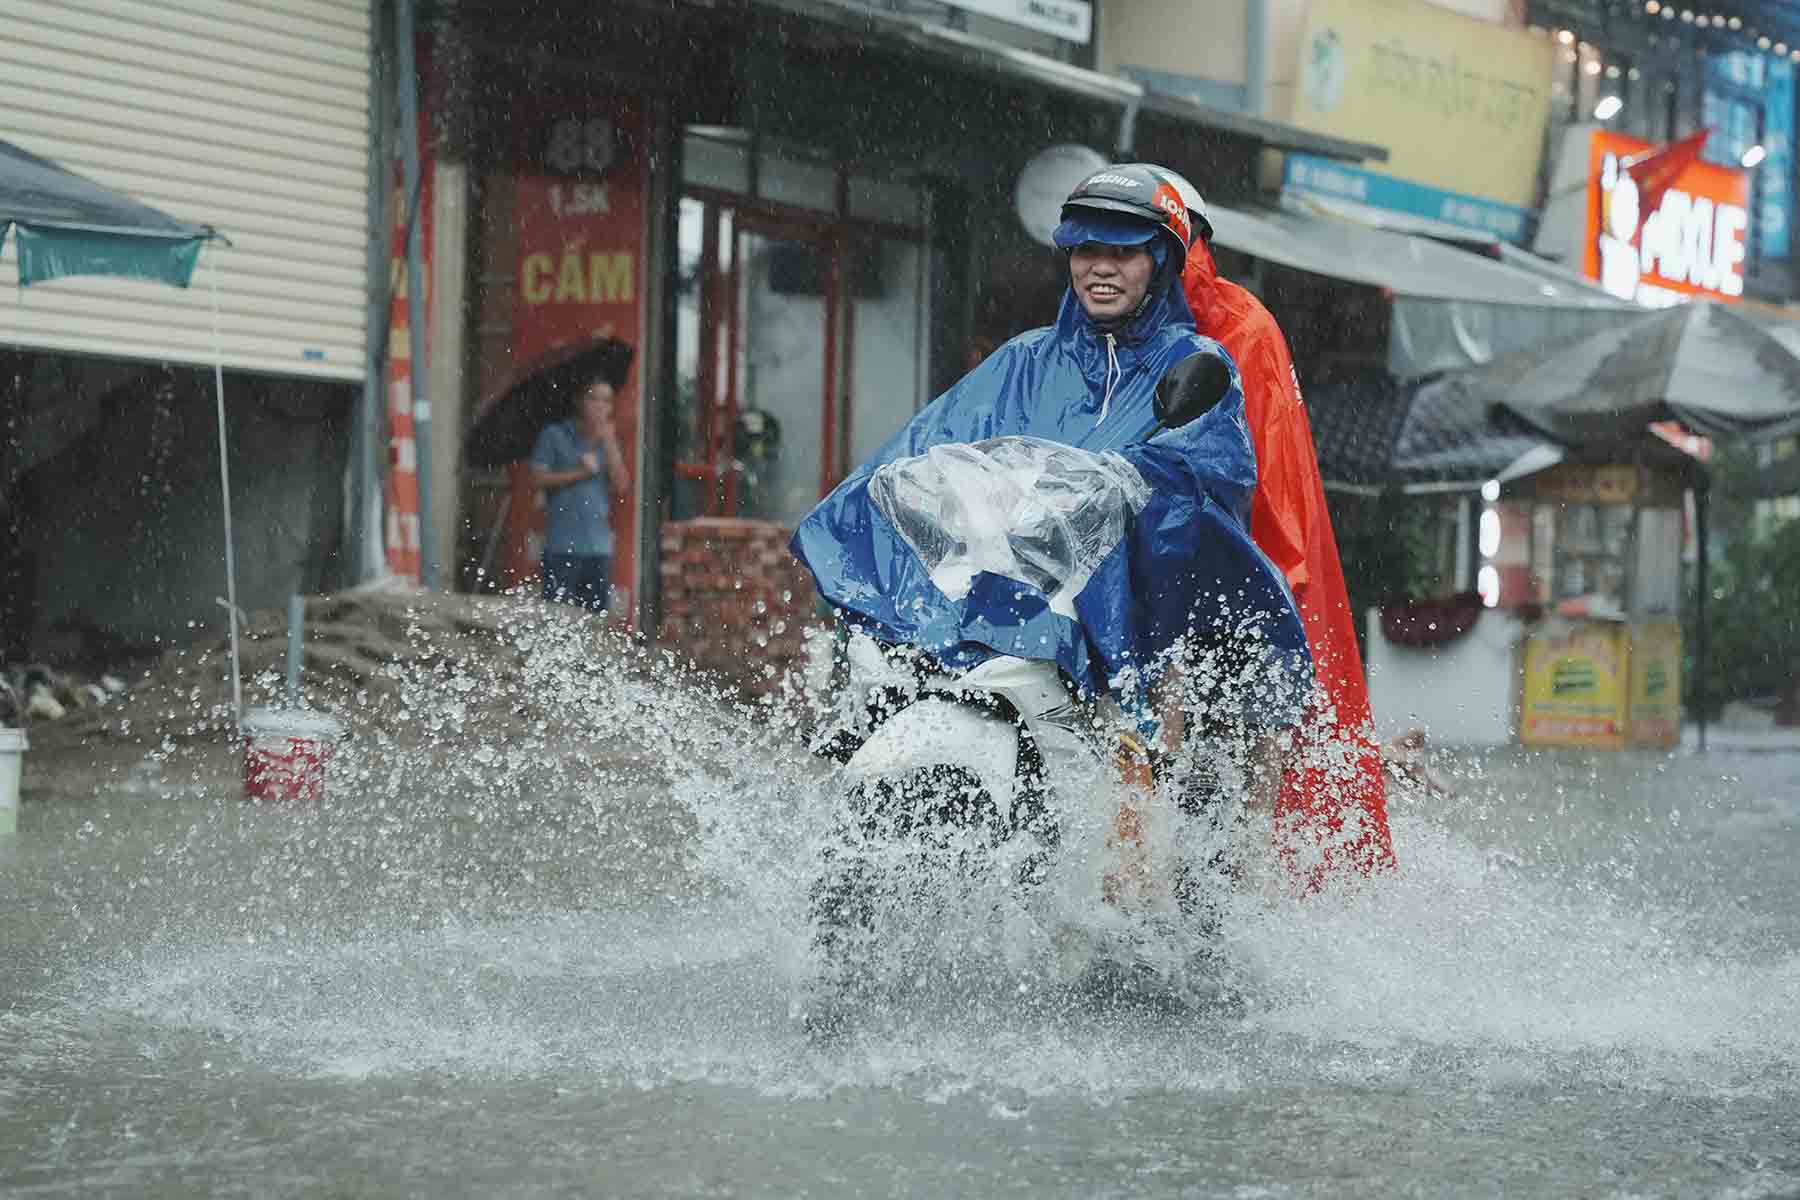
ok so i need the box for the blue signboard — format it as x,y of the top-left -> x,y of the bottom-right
1284,153 -> 1535,243
1704,50 -> 1792,259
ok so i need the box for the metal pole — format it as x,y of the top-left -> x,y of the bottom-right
1694,483 -> 1709,753
354,19 -> 395,584
1246,0 -> 1270,116
209,259 -> 243,721
286,593 -> 305,708
396,0 -> 436,589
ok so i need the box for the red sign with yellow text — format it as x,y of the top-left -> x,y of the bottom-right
505,102 -> 646,616
1584,130 -> 1749,308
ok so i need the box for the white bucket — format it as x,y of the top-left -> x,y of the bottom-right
241,708 -> 343,803
0,726 -> 26,836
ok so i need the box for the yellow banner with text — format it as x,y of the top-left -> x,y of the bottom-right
1627,621 -> 1683,748
1290,0 -> 1554,210
1521,624 -> 1629,749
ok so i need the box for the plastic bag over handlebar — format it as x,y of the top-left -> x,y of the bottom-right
869,437 -> 1150,620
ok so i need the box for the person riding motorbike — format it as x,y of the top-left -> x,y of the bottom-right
1144,165 -> 1396,882
793,163 -> 1306,717
792,164 -> 1312,893
787,167 -> 1315,1034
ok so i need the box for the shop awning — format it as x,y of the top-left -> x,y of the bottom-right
1307,367 -> 1707,496
751,0 -> 1385,165
1207,199 -> 1643,379
0,137 -> 211,287
1307,369 -> 1568,495
1488,300 -> 1800,443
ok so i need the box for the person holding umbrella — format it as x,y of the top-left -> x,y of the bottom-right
529,378 -> 628,611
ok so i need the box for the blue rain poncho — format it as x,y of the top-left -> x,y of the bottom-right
791,273 -> 1311,711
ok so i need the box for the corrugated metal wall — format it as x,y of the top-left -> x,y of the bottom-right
0,0 -> 373,381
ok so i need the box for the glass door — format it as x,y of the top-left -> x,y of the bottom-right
673,200 -> 841,524
731,217 -> 839,524
670,185 -> 926,524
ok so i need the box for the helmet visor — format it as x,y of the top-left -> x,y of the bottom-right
1051,211 -> 1159,250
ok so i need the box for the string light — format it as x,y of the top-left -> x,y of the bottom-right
1598,4 -> 1800,74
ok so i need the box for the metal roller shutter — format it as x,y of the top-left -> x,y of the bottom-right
0,0 -> 372,381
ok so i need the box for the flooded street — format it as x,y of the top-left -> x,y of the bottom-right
9,1 -> 1800,1196
2,634 -> 1796,1199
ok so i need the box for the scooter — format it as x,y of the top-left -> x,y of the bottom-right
801,359 -> 1273,1029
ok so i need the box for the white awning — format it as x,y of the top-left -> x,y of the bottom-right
1207,200 -> 1641,379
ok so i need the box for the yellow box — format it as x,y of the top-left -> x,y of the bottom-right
1627,621 -> 1683,748
1521,624 -> 1629,749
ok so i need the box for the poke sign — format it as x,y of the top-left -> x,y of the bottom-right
1586,130 -> 1749,308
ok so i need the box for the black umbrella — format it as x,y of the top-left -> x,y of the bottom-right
464,337 -> 635,469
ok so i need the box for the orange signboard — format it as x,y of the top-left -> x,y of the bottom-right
1583,130 -> 1749,308
502,101 -> 647,618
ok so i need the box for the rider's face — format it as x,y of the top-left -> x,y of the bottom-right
1069,242 -> 1154,322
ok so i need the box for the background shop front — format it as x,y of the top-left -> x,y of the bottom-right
432,0 -> 1379,688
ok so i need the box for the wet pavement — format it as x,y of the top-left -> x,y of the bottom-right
2,659 -> 1796,1198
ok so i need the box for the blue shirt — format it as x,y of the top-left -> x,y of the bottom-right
530,420 -> 614,557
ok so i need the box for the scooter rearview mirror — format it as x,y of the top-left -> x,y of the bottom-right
1152,352 -> 1231,433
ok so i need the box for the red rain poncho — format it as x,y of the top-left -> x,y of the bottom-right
1182,238 -> 1395,880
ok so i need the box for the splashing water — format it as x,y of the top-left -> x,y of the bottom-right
2,599 -> 1796,1195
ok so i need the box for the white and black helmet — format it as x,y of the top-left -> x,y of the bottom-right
1117,162 -> 1212,243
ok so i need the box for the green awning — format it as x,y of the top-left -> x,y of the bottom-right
1,138 -> 212,288
7,222 -> 206,288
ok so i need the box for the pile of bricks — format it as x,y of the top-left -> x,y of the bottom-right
656,518 -> 827,693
